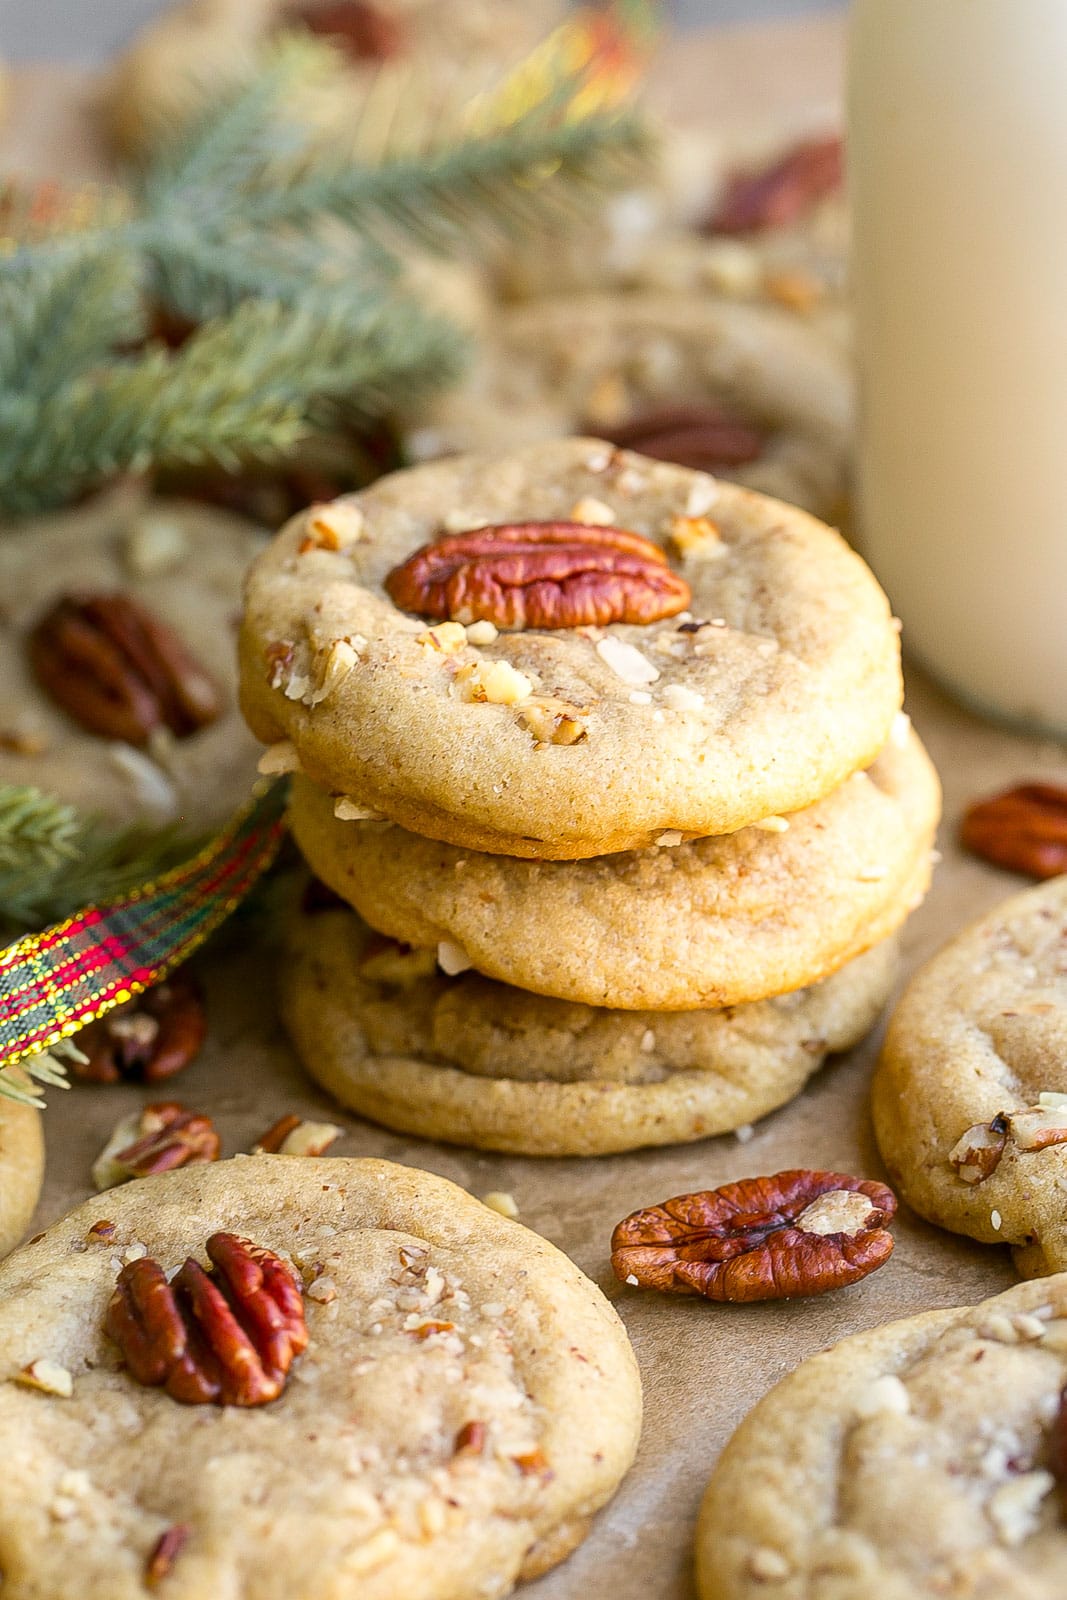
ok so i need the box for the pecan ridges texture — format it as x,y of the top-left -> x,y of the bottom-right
106,1232 -> 308,1406
385,521 -> 691,630
611,1170 -> 896,1303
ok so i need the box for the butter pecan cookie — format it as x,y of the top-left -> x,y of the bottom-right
0,1099 -> 43,1259
288,723 -> 939,1009
403,294 -> 850,520
0,1155 -> 640,1597
0,486 -> 264,827
279,905 -> 901,1155
696,1274 -> 1067,1599
104,0 -> 565,157
872,876 -> 1067,1280
239,439 -> 902,858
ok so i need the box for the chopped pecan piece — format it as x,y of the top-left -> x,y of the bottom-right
949,1117 -> 1008,1184
73,974 -> 206,1085
454,1419 -> 487,1456
106,1232 -> 307,1406
93,1102 -> 220,1191
146,1524 -> 191,1588
706,134 -> 844,235
961,783 -> 1067,879
611,1170 -> 896,1302
252,1115 -> 342,1156
385,522 -> 690,631
28,594 -> 220,744
593,404 -> 766,472
294,0 -> 405,61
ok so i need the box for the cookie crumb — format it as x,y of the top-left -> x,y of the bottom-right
661,683 -> 706,712
482,1191 -> 519,1220
438,940 -> 473,976
334,796 -> 383,822
655,830 -> 684,848
257,740 -> 301,776
735,1124 -> 755,1144
853,1373 -> 910,1419
751,815 -> 790,834
595,637 -> 660,687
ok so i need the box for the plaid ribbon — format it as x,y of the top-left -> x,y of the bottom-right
0,781 -> 288,1071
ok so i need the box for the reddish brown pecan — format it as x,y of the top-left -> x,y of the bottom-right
385,522 -> 691,631
706,134 -> 844,235
294,0 -> 405,61
145,1524 -> 191,1588
454,1419 -> 487,1456
106,1232 -> 308,1407
611,1169 -> 897,1303
28,593 -> 220,745
593,404 -> 767,471
961,783 -> 1067,879
98,1102 -> 220,1189
73,974 -> 206,1085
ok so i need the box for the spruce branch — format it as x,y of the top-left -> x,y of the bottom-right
0,786 -> 81,873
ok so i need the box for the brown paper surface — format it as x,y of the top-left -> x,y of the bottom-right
5,18 -> 1066,1598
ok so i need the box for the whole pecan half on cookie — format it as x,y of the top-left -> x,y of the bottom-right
594,404 -> 766,472
385,522 -> 691,630
611,1170 -> 897,1302
28,593 -> 220,744
961,783 -> 1067,878
106,1232 -> 308,1406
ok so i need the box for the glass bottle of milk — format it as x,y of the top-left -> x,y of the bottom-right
849,0 -> 1067,736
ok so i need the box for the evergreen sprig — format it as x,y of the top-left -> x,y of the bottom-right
0,29 -> 649,515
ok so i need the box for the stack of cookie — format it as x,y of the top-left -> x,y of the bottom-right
238,437 -> 940,1155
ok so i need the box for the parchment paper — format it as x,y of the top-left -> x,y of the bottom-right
6,17 -> 1067,1598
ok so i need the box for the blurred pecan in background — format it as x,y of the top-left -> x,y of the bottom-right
29,593 -> 220,744
706,134 -> 844,235
593,404 -> 766,472
611,1169 -> 896,1303
961,783 -> 1067,878
293,0 -> 405,61
74,974 -> 206,1085
106,1232 -> 307,1406
385,522 -> 691,630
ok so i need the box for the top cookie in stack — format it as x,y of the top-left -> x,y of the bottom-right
238,437 -> 934,1155
239,436 -> 902,859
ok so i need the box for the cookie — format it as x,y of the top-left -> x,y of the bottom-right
696,1274 -> 1067,1599
104,0 -> 565,158
0,485 -> 264,827
288,722 -> 939,1010
279,905 -> 901,1155
239,438 -> 902,858
0,1155 -> 640,1597
403,293 -> 851,520
0,1099 -> 43,1259
872,876 -> 1067,1280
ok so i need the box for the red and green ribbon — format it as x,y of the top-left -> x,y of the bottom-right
0,780 -> 287,1072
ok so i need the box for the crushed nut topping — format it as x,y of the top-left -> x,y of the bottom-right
482,1191 -> 519,1220
253,1115 -> 343,1157
145,1524 -> 191,1589
417,621 -> 468,656
453,660 -> 534,705
852,1373 -> 910,1420
437,939 -> 474,976
518,697 -> 588,747
595,636 -> 659,687
13,1359 -> 74,1398
303,500 -> 366,550
569,496 -> 616,526
669,515 -> 725,560
334,795 -> 384,821
257,739 -> 302,776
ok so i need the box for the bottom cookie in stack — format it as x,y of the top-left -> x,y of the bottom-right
280,906 -> 901,1156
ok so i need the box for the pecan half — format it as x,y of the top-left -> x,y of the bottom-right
294,0 -> 405,61
961,783 -> 1067,879
73,974 -> 206,1085
28,594 -> 220,745
105,1232 -> 307,1406
611,1170 -> 896,1302
385,522 -> 691,631
705,134 -> 844,235
252,1115 -> 342,1156
593,404 -> 766,472
93,1102 -> 220,1191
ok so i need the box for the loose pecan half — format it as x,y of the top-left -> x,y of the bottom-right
294,0 -> 405,61
593,404 -> 766,472
105,1232 -> 307,1406
73,974 -> 206,1085
611,1170 -> 896,1302
93,1102 -> 220,1191
28,594 -> 220,745
385,522 -> 691,631
705,134 -> 844,235
961,783 -> 1067,879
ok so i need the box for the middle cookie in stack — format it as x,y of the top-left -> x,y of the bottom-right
239,437 -> 940,1155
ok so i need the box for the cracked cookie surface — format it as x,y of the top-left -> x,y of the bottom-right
279,906 -> 900,1155
239,438 -> 902,858
0,1156 -> 640,1599
873,876 -> 1067,1279
697,1274 -> 1067,1599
